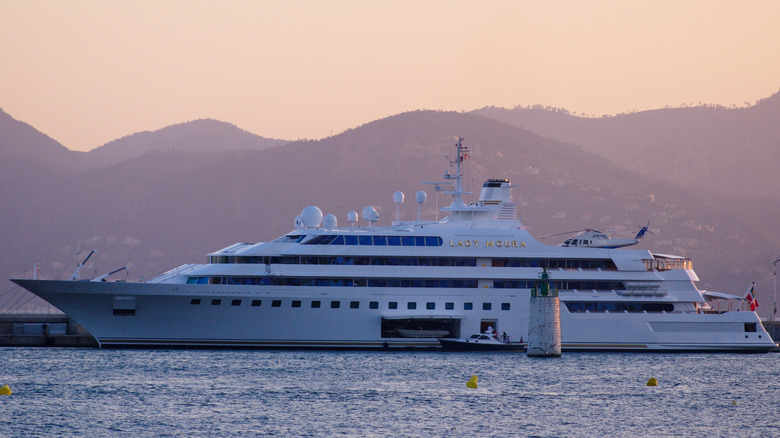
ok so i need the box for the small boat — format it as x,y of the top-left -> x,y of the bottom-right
438,334 -> 525,351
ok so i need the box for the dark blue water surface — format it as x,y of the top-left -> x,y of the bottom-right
1,348 -> 778,437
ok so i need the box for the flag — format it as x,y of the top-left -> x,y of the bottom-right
744,282 -> 759,311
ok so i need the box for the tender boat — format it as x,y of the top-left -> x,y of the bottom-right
11,137 -> 778,352
438,334 -> 525,351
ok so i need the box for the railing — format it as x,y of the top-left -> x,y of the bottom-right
145,264 -> 203,283
643,257 -> 693,271
0,304 -> 64,315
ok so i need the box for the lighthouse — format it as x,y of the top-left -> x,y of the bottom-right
527,268 -> 562,357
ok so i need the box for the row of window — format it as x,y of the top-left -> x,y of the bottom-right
494,280 -> 625,291
187,276 -> 626,291
189,298 -> 512,311
189,298 -> 675,313
209,255 -> 476,266
491,258 -> 616,270
208,255 -> 616,270
188,277 -> 479,288
565,302 -> 674,313
302,235 -> 443,247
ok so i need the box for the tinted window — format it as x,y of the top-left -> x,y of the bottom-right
292,300 -> 301,308
272,300 -> 282,307
425,237 -> 442,246
211,299 -> 221,306
331,301 -> 340,309
464,302 -> 473,310
231,299 -> 241,306
251,300 -> 261,307
311,300 -> 321,308
190,299 -> 201,305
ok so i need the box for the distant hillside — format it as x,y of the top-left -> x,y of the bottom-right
472,90 -> 780,198
3,110 -> 779,318
84,119 -> 288,166
0,109 -> 84,173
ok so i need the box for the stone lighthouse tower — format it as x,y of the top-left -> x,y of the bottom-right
527,268 -> 562,357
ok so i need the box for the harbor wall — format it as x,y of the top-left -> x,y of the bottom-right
0,314 -> 98,347
763,320 -> 780,350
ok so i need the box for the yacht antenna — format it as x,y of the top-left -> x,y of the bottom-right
442,137 -> 470,209
422,137 -> 471,218
773,256 -> 779,321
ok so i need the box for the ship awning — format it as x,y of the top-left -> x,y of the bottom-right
652,253 -> 687,258
381,315 -> 466,320
703,291 -> 743,300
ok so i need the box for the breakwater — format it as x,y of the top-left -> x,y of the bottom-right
0,314 -> 97,347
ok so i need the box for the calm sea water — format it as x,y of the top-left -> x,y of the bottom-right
1,348 -> 778,437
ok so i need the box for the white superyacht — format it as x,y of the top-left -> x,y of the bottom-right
12,138 -> 777,351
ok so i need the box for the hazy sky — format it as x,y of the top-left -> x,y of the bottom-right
2,1 -> 779,152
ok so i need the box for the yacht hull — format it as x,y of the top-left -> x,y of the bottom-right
13,279 -> 776,352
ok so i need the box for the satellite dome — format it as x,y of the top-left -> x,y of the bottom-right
415,190 -> 428,203
300,206 -> 323,228
393,191 -> 405,204
362,206 -> 379,223
347,210 -> 359,223
322,214 -> 337,229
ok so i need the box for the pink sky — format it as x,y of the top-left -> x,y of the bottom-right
2,0 -> 779,151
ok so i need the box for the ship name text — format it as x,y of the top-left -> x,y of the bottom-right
449,239 -> 526,248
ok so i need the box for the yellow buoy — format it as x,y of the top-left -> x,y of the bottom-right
0,384 -> 11,395
646,378 -> 658,386
466,375 -> 478,389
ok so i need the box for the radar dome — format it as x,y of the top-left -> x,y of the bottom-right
415,190 -> 428,203
300,206 -> 323,228
322,214 -> 337,229
393,191 -> 405,203
347,210 -> 359,223
362,206 -> 379,223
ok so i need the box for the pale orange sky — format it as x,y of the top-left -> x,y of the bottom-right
2,0 -> 779,152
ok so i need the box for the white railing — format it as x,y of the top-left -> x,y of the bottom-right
145,264 -> 203,283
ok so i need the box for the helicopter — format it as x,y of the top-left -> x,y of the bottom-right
545,222 -> 653,249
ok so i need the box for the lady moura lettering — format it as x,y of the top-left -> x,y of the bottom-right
449,240 -> 526,248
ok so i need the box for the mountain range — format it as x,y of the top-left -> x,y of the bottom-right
471,91 -> 780,198
1,96 -> 779,318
